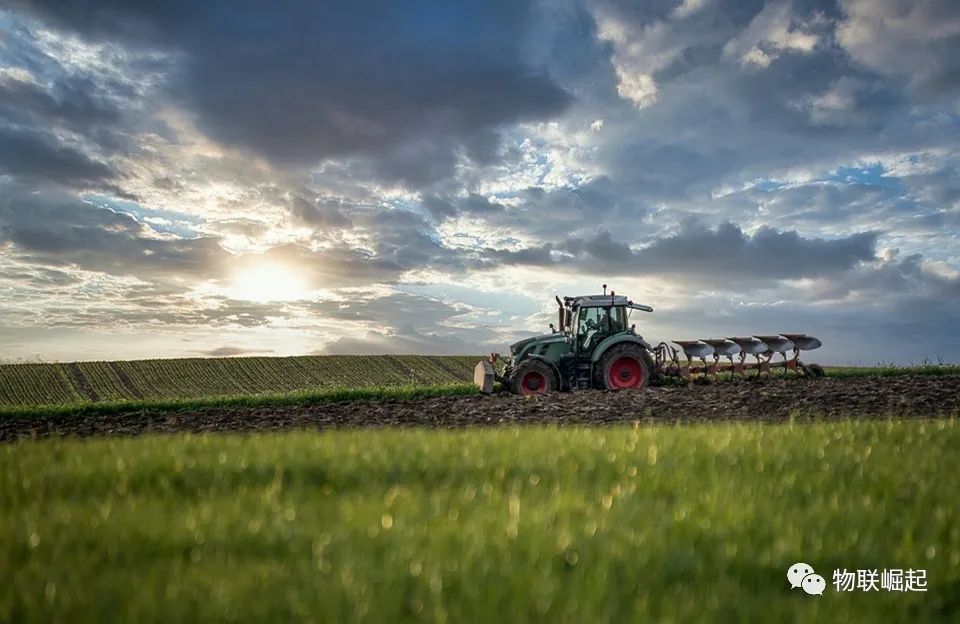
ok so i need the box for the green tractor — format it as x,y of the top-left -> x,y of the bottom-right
475,286 -> 656,395
475,286 -> 826,395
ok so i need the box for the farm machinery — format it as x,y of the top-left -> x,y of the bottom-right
475,286 -> 824,395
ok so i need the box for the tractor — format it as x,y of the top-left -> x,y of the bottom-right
474,285 -> 823,395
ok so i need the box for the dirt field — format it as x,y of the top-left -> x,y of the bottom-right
3,374 -> 958,441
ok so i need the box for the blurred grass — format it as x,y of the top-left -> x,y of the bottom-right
2,420 -> 958,622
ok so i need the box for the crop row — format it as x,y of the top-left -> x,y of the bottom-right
0,355 -> 479,407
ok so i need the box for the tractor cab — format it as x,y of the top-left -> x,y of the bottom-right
564,294 -> 637,358
474,286 -> 656,395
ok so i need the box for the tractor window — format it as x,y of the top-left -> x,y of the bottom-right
576,307 -> 604,352
609,306 -> 628,333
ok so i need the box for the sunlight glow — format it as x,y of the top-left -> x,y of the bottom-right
228,264 -> 312,302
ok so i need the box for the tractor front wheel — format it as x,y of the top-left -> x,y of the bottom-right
598,345 -> 652,391
511,360 -> 556,396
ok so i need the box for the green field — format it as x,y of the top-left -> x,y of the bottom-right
2,354 -> 958,418
3,420 -> 958,622
0,355 -> 478,407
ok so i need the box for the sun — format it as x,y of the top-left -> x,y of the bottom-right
227,264 -> 311,302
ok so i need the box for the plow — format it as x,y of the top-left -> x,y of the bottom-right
475,285 -> 823,395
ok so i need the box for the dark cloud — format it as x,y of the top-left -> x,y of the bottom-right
0,74 -> 121,133
10,0 -> 570,185
805,251 -> 960,304
438,177 -> 642,240
620,221 -> 879,279
484,221 -> 879,283
0,185 -> 228,280
0,125 -> 113,186
286,194 -> 352,229
422,193 -> 506,221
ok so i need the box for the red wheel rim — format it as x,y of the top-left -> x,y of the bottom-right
520,371 -> 547,395
608,356 -> 644,389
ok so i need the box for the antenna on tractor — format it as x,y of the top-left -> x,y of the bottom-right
602,283 -> 607,295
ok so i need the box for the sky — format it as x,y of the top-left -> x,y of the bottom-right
0,0 -> 958,365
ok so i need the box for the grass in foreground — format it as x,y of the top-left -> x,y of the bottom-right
2,420 -> 958,622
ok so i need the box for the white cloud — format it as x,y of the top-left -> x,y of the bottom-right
593,12 -> 690,109
723,2 -> 819,68
837,0 -> 960,91
791,77 -> 863,125
0,66 -> 37,85
671,0 -> 710,20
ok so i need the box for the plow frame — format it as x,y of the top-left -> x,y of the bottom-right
652,342 -> 817,381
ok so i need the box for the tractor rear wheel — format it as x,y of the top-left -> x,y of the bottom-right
598,344 -> 652,391
511,360 -> 556,396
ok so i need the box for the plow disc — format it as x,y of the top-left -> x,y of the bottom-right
654,333 -> 823,380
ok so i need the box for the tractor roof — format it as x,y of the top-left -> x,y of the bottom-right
565,294 -> 630,308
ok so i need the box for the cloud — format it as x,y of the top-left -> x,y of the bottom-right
621,221 -> 878,279
319,327 -> 484,356
236,206 -> 468,288
722,1 -> 819,68
485,221 -> 879,285
0,72 -> 121,133
0,125 -> 114,186
592,7 -> 686,108
422,193 -> 506,222
790,77 -> 865,126
672,0 -> 710,20
0,184 -> 228,280
199,346 -> 273,357
286,193 -> 352,230
310,290 -> 494,355
837,0 -> 960,95
10,0 -> 570,185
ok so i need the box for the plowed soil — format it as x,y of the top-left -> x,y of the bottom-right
3,375 -> 959,441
